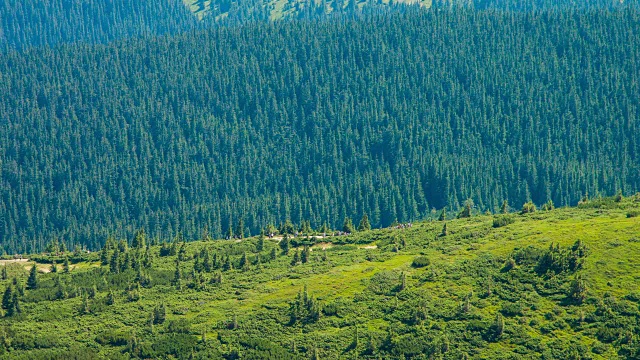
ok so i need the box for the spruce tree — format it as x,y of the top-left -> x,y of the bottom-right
291,249 -> 300,266
438,208 -> 447,221
240,252 -> 249,269
106,290 -> 115,305
178,242 -> 187,261
2,286 -> 12,311
110,247 -> 120,274
280,234 -> 290,255
301,246 -> 310,264
358,214 -> 371,231
495,313 -> 504,338
63,257 -> 70,273
174,261 -> 182,290
458,199 -> 473,218
235,219 -> 245,239
343,217 -> 355,234
500,200 -> 509,214
27,264 -> 38,290
257,231 -> 265,252
1,266 -> 6,280
100,245 -> 109,266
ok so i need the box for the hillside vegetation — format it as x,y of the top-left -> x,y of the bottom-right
0,194 -> 639,358
2,8 -> 640,252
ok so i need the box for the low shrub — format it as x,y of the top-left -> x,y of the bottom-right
411,256 -> 431,268
493,215 -> 515,228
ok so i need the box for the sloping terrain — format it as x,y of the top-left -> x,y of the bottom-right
0,194 -> 639,358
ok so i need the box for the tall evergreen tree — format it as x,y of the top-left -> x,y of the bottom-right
27,264 -> 38,290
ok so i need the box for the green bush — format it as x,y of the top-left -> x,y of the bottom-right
493,215 -> 515,228
627,210 -> 640,218
411,256 -> 431,268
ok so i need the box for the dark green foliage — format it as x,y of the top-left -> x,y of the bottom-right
441,223 -> 448,236
26,265 -> 38,290
2,8 -> 640,253
458,199 -> 474,218
153,303 -> 167,324
358,214 -> 371,231
493,215 -> 515,228
535,241 -> 588,275
439,209 -> 447,221
289,286 -> 321,325
257,232 -> 265,252
411,256 -> 430,268
280,235 -> 290,255
568,275 -> 588,304
500,200 -> 509,214
343,217 -> 356,234
627,210 -> 640,218
520,202 -> 537,215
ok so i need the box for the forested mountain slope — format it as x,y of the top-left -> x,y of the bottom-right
0,195 -> 639,358
1,0 -> 631,51
0,0 -> 202,51
1,8 -> 640,252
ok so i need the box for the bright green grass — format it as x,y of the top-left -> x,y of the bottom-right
1,195 -> 639,359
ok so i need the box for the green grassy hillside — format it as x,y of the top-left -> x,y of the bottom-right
1,194 -> 639,359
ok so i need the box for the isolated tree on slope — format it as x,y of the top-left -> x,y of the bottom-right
358,214 -> 371,231
27,264 -> 38,290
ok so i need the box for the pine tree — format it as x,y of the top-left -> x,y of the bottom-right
50,261 -> 57,273
301,246 -> 310,264
291,249 -> 300,266
148,312 -> 155,334
280,234 -> 290,255
400,272 -> 407,291
225,223 -> 234,240
80,293 -> 90,314
235,219 -> 245,239
231,313 -> 238,330
458,199 -> 473,218
27,264 -> 38,290
106,290 -> 115,305
8,292 -> 20,316
63,257 -> 70,273
110,247 -> 120,274
257,231 -> 265,252
569,274 -> 588,304
270,248 -> 277,260
1,286 -> 12,311
495,313 -> 504,338
240,252 -> 249,269
500,200 -> 509,214
174,261 -> 182,290
154,303 -> 167,324
178,242 -> 188,261
100,244 -> 109,265
132,228 -> 146,249
358,214 -> 371,231
441,223 -> 448,236
1,266 -> 6,281
343,217 -> 355,233
438,208 -> 447,221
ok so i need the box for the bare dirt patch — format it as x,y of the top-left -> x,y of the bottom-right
360,245 -> 378,250
313,242 -> 334,250
0,259 -> 29,265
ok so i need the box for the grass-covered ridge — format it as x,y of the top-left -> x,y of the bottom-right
1,194 -> 639,359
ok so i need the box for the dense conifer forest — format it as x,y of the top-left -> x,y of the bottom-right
1,6 -> 640,252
